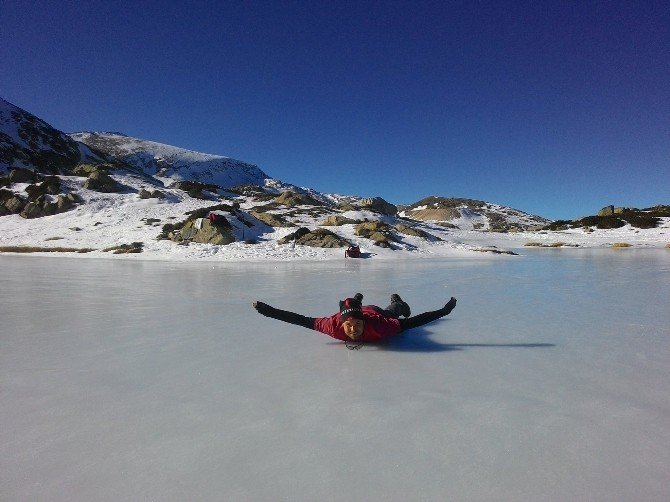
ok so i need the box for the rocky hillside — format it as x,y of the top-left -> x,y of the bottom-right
3,96 -> 667,259
70,132 -> 271,188
400,196 -> 550,231
0,97 -> 101,174
543,205 -> 670,230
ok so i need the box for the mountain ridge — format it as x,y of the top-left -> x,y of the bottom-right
1,96 -> 668,260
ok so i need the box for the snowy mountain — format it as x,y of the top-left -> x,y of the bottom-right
400,196 -> 550,231
0,97 -> 101,174
70,132 -> 271,189
1,96 -> 668,260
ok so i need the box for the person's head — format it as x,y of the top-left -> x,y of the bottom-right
340,297 -> 364,340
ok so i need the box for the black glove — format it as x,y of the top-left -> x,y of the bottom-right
253,301 -> 272,316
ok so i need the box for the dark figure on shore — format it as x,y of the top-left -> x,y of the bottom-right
253,293 -> 457,347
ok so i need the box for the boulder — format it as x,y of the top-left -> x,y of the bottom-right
251,210 -> 295,227
72,163 -> 113,176
274,191 -> 322,207
170,180 -> 219,199
9,167 -> 41,184
0,188 -> 14,203
355,221 -> 399,247
169,217 -> 235,245
597,205 -> 615,217
395,223 -> 439,240
321,215 -> 359,226
278,227 -> 311,244
16,190 -> 81,219
279,227 -> 349,248
597,205 -> 628,217
103,242 -> 144,254
228,184 -> 271,197
25,176 -> 62,200
436,221 -> 459,229
83,171 -> 124,193
336,202 -> 357,212
4,195 -> 26,214
138,188 -> 166,199
360,197 -> 397,216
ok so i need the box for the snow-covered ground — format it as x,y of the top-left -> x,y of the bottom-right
1,252 -> 669,501
1,178 -> 668,262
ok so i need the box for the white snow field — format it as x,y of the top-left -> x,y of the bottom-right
1,251 -> 669,501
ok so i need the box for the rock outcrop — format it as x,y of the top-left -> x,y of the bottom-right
170,180 -> 219,199
8,167 -> 41,183
0,174 -> 82,218
279,227 -> 349,248
168,217 -> 235,245
83,171 -> 125,193
20,194 -> 80,219
597,205 -> 627,216
274,191 -> 323,207
360,197 -> 397,215
394,223 -> 439,240
138,188 -> 166,199
250,209 -> 294,227
320,215 -> 359,226
355,221 -> 399,247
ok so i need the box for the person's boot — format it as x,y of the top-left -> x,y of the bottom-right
390,294 -> 411,317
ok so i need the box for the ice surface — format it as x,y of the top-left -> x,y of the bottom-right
1,251 -> 669,501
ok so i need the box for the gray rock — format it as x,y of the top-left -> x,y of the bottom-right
138,188 -> 166,199
597,205 -> 615,216
9,167 -> 39,183
360,197 -> 397,216
597,205 -> 628,217
25,176 -> 61,200
4,196 -> 26,214
355,221 -> 400,247
278,227 -> 348,248
169,217 -> 235,245
251,210 -> 294,227
321,215 -> 359,226
18,191 -> 80,218
72,164 -> 110,176
83,171 -> 124,193
395,223 -> 439,240
0,188 -> 14,203
278,227 -> 311,244
170,180 -> 219,199
274,191 -> 322,207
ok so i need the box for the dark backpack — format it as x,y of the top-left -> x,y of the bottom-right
345,245 -> 361,258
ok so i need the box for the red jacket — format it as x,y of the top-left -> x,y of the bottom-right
312,306 -> 402,342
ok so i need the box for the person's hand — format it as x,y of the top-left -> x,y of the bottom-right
253,301 -> 270,315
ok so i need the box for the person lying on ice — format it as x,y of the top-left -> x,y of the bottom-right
252,293 -> 457,346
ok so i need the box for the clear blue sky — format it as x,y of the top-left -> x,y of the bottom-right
1,0 -> 668,219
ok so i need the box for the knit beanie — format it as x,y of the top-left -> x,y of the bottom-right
339,297 -> 363,321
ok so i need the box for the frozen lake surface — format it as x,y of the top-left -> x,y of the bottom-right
1,251 -> 669,501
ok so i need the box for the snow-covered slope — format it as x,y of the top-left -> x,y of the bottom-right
400,196 -> 550,231
0,98 -> 102,173
70,132 -> 270,188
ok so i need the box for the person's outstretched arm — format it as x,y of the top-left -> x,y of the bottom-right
398,297 -> 457,331
253,301 -> 316,330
